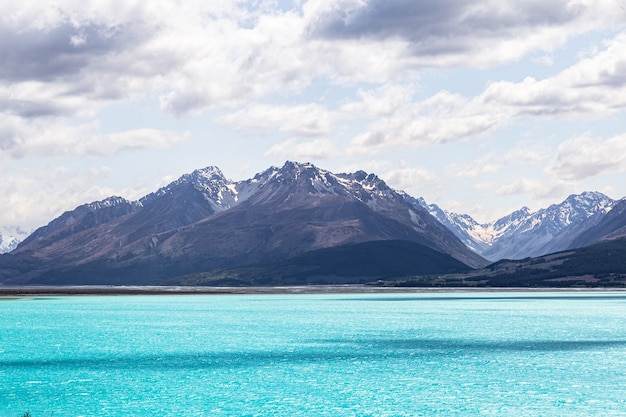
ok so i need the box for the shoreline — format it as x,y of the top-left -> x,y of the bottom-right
2,284 -> 626,296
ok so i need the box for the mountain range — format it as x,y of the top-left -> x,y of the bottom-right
1,161 -> 625,287
0,162 -> 485,285
421,191 -> 618,261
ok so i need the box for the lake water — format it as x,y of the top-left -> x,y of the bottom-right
1,291 -> 626,416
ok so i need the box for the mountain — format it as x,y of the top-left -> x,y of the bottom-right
175,240 -> 473,286
18,196 -> 141,252
0,226 -> 31,254
1,161 -> 486,285
417,197 -> 496,254
570,198 -> 626,248
422,192 -> 616,261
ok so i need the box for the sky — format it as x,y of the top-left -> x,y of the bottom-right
1,0 -> 626,231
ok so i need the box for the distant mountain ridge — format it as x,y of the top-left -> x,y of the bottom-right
2,161 -> 485,285
421,191 -> 617,261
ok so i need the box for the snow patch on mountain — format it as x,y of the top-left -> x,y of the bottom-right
0,226 -> 32,253
139,166 -> 242,213
420,191 -> 617,261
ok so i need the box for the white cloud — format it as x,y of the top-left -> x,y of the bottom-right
349,33 -> 626,153
0,167 -> 118,229
503,144 -> 552,165
446,154 -> 503,179
381,165 -> 438,196
348,90 -> 508,153
339,159 -> 438,198
220,103 -> 336,137
481,34 -> 626,118
1,0 -> 623,123
305,0 -> 624,68
494,175 -> 574,202
100,129 -> 191,156
159,0 -> 626,116
0,114 -> 189,158
548,133 -> 626,180
496,177 -> 543,196
340,84 -> 416,117
2,0 -> 624,147
264,138 -> 339,159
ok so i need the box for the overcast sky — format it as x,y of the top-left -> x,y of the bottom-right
2,0 -> 626,230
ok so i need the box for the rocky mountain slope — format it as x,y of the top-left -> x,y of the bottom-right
422,192 -> 617,261
1,162 -> 486,285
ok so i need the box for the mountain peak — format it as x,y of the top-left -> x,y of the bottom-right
140,165 -> 237,211
281,160 -> 316,171
171,165 -> 229,190
562,191 -> 613,210
190,165 -> 227,181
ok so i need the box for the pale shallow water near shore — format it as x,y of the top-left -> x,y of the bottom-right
2,292 -> 626,416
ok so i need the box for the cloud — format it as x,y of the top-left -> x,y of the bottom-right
2,0 -> 623,128
446,154 -> 503,179
548,133 -> 626,180
305,0 -> 623,67
0,114 -> 189,158
220,103 -> 336,137
381,165 -> 438,195
340,84 -> 416,117
495,177 -> 572,201
503,144 -> 552,165
0,21 -> 143,83
161,0 -> 626,115
496,177 -> 542,196
159,11 -> 315,114
480,34 -> 626,118
439,143 -> 551,181
348,90 -> 507,152
349,33 -> 626,153
339,159 -> 438,198
309,0 -> 573,40
0,166 -> 118,229
100,129 -> 191,155
264,138 -> 339,159
0,1 -> 257,120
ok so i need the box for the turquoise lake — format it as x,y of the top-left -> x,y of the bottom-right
1,291 -> 626,416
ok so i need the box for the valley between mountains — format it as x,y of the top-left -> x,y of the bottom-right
1,161 -> 625,287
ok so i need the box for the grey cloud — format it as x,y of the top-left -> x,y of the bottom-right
310,0 -> 459,40
0,21 -> 143,83
308,0 -> 581,53
0,123 -> 24,158
0,99 -> 72,118
573,61 -> 626,89
550,160 -> 617,181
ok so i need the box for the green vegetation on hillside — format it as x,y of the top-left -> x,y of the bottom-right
389,238 -> 626,288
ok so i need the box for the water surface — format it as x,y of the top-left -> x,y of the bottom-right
2,292 -> 626,416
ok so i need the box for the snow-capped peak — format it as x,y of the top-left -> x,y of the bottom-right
86,196 -> 136,211
0,226 -> 31,254
141,166 -> 238,211
423,191 -> 617,261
